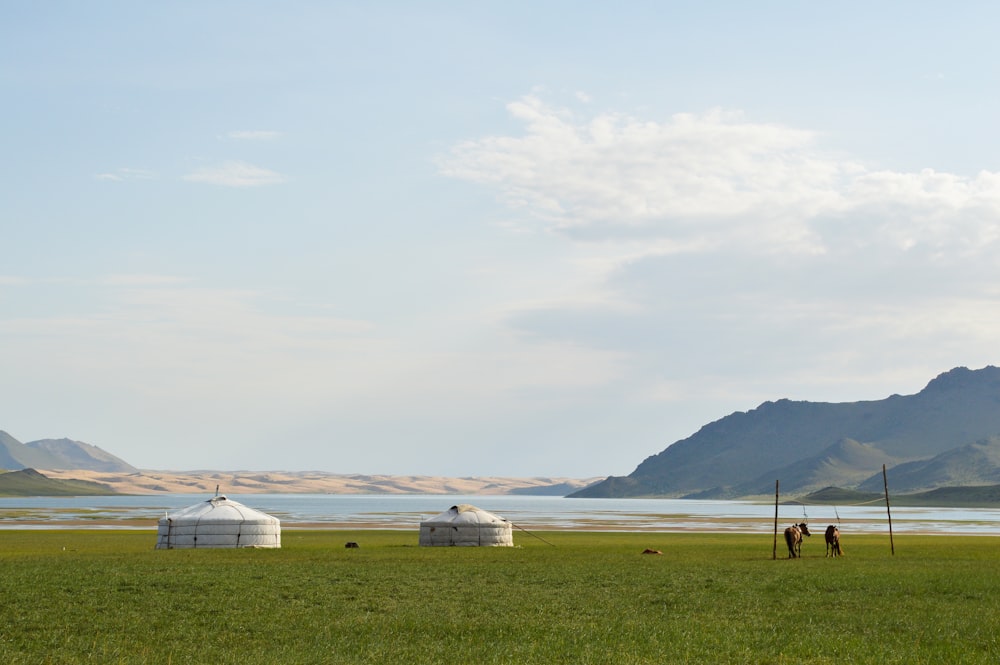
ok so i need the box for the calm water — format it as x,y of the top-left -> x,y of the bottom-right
2,493 -> 1000,534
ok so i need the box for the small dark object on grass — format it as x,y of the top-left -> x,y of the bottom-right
345,541 -> 360,549
642,548 -> 662,555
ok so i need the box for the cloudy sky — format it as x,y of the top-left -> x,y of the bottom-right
3,3 -> 999,477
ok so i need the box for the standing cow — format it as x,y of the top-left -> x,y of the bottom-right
784,522 -> 811,558
825,525 -> 843,557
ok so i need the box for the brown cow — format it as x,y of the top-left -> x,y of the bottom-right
784,522 -> 811,558
825,525 -> 843,557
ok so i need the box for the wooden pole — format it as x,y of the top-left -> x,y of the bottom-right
773,479 -> 779,560
883,464 -> 895,555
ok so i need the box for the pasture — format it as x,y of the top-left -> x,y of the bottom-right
1,529 -> 999,663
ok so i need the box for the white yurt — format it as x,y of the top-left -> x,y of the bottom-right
155,495 -> 281,549
418,504 -> 514,547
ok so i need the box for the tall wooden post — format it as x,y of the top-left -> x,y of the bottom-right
773,479 -> 779,560
883,464 -> 895,555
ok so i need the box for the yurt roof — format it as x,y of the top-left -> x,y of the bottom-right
159,495 -> 279,525
421,504 -> 509,525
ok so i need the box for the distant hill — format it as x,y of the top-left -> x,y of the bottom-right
0,431 -> 137,473
0,431 -> 60,469
700,438 -> 900,499
0,468 -> 117,496
801,484 -> 1000,508
39,468 -> 604,496
856,435 -> 1000,492
573,366 -> 1000,499
4,430 -> 602,496
508,480 -> 592,496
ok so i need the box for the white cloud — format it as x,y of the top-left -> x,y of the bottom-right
0,274 -> 630,471
100,274 -> 192,287
183,161 -> 286,187
0,275 -> 29,285
94,168 -> 155,182
436,96 -> 1000,422
440,96 -> 1000,259
225,130 -> 282,141
0,280 -> 377,406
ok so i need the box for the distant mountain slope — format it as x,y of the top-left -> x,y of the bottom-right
0,468 -> 117,496
0,431 -> 136,473
802,483 -> 1000,507
26,438 -> 138,472
699,438 -> 900,499
573,366 -> 1000,499
856,436 -> 1000,493
1,431 -> 63,469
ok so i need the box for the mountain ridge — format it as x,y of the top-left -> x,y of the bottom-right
572,365 -> 1000,499
1,431 -> 137,473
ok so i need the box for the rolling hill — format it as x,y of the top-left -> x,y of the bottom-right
855,435 -> 1000,492
0,468 -> 117,496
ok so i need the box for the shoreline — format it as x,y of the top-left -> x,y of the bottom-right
0,517 -> 994,536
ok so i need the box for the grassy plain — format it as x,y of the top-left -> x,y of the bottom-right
1,529 -> 999,664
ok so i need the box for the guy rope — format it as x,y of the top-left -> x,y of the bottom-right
510,521 -> 556,547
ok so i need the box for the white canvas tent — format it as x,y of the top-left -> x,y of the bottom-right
155,495 -> 281,549
418,504 -> 514,547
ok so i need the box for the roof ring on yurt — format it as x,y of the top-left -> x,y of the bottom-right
155,495 -> 281,549
418,504 -> 514,547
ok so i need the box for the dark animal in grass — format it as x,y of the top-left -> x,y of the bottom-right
825,525 -> 843,557
345,541 -> 360,549
784,522 -> 811,558
642,548 -> 662,555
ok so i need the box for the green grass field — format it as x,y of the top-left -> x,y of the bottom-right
2,529 -> 999,664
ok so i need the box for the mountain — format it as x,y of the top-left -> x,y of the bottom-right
572,366 -> 1000,499
0,431 -> 137,473
0,468 -> 117,496
801,483 -> 1000,507
855,435 -> 1000,493
26,437 -> 138,472
0,431 -> 62,469
688,438 -> 900,499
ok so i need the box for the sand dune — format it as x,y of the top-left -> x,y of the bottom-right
37,469 -> 601,496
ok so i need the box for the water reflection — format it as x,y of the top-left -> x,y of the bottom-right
1,494 -> 999,534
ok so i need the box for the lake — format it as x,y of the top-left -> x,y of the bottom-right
3,493 -> 1000,534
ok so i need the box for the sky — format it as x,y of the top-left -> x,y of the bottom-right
3,3 -> 1000,477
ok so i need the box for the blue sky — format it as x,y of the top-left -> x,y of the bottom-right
3,3 -> 1000,476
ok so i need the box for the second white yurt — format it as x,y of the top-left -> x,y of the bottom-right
155,495 -> 281,549
418,504 -> 514,547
